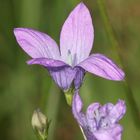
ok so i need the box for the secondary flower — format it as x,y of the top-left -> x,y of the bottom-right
72,91 -> 126,140
14,2 -> 125,91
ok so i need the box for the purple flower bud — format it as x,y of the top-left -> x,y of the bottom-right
72,91 -> 126,140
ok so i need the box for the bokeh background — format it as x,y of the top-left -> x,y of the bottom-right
0,0 -> 140,139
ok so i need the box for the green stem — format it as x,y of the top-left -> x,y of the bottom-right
97,0 -> 140,128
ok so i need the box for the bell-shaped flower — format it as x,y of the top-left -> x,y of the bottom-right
14,2 -> 125,91
72,91 -> 126,140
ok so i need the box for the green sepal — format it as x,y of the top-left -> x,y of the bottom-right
64,88 -> 74,106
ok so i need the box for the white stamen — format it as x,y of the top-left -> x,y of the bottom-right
67,50 -> 73,66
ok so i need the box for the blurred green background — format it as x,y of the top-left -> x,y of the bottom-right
0,0 -> 140,139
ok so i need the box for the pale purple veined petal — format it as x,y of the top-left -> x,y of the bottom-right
94,124 -> 123,140
86,103 -> 100,134
60,2 -> 94,65
72,91 -> 86,126
27,58 -> 68,69
73,91 -> 83,113
108,100 -> 126,123
74,67 -> 85,89
94,130 -> 114,140
94,130 -> 116,140
99,103 -> 114,117
49,67 -> 76,90
108,125 -> 123,140
14,28 -> 60,59
27,58 -> 75,90
86,103 -> 100,119
77,53 -> 125,81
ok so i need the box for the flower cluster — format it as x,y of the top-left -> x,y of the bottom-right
72,91 -> 126,140
14,2 -> 126,140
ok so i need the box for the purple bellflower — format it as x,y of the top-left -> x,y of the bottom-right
72,91 -> 126,140
14,2 -> 125,91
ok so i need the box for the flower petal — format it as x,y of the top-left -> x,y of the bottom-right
108,100 -> 126,123
109,125 -> 123,140
94,124 -> 123,140
49,67 -> 76,90
27,58 -> 68,69
77,53 -> 125,81
72,91 -> 86,126
94,130 -> 114,140
73,91 -> 83,113
14,28 -> 60,59
74,67 -> 85,89
27,58 -> 75,90
82,127 -> 96,140
99,103 -> 114,117
60,2 -> 94,65
86,103 -> 100,119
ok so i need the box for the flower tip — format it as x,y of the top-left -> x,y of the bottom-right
13,27 -> 31,36
77,2 -> 88,10
13,28 -> 18,35
26,60 -> 32,65
121,70 -> 125,80
117,99 -> 126,116
13,27 -> 21,33
113,68 -> 125,81
26,59 -> 37,65
114,69 -> 125,81
13,28 -> 24,38
118,99 -> 125,104
118,99 -> 126,108
79,2 -> 85,6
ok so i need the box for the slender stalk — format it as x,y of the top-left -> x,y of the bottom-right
79,126 -> 87,140
97,0 -> 140,128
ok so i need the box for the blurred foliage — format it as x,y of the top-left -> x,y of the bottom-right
0,0 -> 140,140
